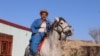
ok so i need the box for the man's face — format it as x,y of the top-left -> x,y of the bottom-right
40,13 -> 48,21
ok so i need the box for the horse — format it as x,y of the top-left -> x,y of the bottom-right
24,17 -> 73,56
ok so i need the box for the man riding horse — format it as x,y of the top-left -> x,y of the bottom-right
29,9 -> 51,56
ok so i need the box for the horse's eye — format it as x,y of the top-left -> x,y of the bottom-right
60,23 -> 63,24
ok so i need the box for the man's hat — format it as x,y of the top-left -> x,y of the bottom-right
40,9 -> 48,15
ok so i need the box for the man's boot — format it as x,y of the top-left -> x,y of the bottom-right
30,52 -> 40,56
35,51 -> 40,56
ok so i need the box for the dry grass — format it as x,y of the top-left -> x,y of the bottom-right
62,39 -> 100,56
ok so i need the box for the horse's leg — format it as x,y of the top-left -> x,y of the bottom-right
24,45 -> 34,56
24,45 -> 41,56
24,45 -> 30,56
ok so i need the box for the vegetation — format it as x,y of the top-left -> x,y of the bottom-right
89,28 -> 100,43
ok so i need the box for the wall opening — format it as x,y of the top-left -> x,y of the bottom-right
0,33 -> 13,56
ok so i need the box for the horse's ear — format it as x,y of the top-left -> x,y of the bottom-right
55,17 -> 59,22
51,17 -> 59,28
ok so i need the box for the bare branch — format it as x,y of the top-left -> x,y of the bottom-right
89,28 -> 100,43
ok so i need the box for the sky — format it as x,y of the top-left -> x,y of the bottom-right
0,0 -> 100,41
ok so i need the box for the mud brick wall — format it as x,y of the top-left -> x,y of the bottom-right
80,46 -> 100,56
62,40 -> 100,56
62,46 -> 100,56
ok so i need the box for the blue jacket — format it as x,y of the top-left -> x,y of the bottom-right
29,18 -> 51,53
31,18 -> 51,34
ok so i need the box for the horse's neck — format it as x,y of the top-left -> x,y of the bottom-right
48,30 -> 62,56
47,30 -> 62,49
40,30 -> 62,56
48,30 -> 59,42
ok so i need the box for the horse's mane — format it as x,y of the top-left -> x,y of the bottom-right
59,17 -> 66,22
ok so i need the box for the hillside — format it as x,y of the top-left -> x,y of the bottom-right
62,39 -> 100,56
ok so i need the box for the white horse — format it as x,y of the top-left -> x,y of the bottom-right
24,17 -> 73,56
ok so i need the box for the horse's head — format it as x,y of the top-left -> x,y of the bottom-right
52,17 -> 73,40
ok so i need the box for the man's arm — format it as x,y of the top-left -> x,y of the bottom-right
31,20 -> 39,34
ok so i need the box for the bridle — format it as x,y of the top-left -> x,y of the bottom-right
53,19 -> 71,40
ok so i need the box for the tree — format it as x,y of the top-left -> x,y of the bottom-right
89,28 -> 100,43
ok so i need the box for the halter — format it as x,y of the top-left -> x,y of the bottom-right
58,24 -> 71,33
53,19 -> 71,40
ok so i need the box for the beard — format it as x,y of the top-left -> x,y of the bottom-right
41,17 -> 46,21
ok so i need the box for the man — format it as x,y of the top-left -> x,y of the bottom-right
30,9 -> 51,55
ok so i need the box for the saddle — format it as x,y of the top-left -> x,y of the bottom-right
38,37 -> 46,51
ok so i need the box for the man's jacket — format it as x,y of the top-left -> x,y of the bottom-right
31,18 -> 51,34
